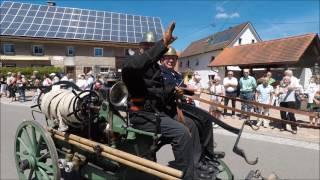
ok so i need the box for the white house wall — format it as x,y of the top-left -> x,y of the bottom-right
232,28 -> 258,46
179,25 -> 260,89
179,50 -> 225,89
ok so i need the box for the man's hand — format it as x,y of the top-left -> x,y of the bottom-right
175,86 -> 184,99
163,22 -> 177,47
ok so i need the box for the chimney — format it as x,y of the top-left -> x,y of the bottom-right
47,1 -> 56,6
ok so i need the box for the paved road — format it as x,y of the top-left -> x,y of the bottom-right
1,102 -> 319,179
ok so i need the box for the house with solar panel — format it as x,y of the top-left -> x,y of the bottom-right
0,1 -> 163,78
179,22 -> 262,88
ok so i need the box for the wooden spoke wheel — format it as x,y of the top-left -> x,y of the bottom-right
14,120 -> 60,180
216,159 -> 233,180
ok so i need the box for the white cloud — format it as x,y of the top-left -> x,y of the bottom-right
230,12 -> 240,18
215,3 -> 240,19
215,12 -> 228,19
215,12 -> 240,19
216,6 -> 224,12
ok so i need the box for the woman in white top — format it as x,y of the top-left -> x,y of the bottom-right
209,76 -> 225,121
42,75 -> 52,87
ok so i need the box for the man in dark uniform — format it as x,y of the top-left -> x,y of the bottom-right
160,47 -> 216,166
122,23 -> 196,180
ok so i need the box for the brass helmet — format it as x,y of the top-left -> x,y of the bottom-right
140,31 -> 156,44
164,46 -> 178,57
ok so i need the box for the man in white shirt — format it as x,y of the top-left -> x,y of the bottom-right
284,69 -> 299,88
61,73 -> 71,81
76,74 -> 88,90
50,73 -> 60,84
187,72 -> 202,107
256,78 -> 274,127
223,71 -> 238,118
86,71 -> 95,90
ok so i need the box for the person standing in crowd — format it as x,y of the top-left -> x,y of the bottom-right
32,79 -> 41,103
312,90 -> 320,125
0,73 -> 7,98
7,72 -> 17,100
223,71 -> 238,118
86,71 -> 95,89
42,74 -> 52,87
50,73 -> 60,84
276,76 -> 297,134
284,69 -> 299,87
256,78 -> 274,128
5,72 -> 12,97
239,69 -> 257,120
61,73 -> 71,81
187,72 -> 202,107
306,76 -> 320,125
95,73 -> 105,83
104,72 -> 118,88
209,76 -> 224,128
16,74 -> 27,102
266,71 -> 276,86
76,74 -> 87,91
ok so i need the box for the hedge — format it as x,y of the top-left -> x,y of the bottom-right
0,66 -> 63,79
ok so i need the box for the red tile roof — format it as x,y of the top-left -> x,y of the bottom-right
209,33 -> 319,67
180,22 -> 249,58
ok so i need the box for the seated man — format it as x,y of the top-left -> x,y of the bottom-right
122,24 -> 212,180
160,46 -> 216,165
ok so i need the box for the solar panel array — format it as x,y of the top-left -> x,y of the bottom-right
208,30 -> 237,45
0,1 -> 163,43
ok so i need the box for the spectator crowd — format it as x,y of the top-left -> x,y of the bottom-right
0,70 -> 117,103
202,69 -> 320,134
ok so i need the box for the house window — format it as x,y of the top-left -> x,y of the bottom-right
179,61 -> 182,68
252,39 -> 255,44
4,63 -> 16,67
238,38 -> 242,45
100,67 -> 109,73
94,47 -> 103,57
195,59 -> 199,66
3,44 -> 15,54
66,46 -> 75,56
210,56 -> 215,63
187,60 -> 190,68
32,45 -> 44,56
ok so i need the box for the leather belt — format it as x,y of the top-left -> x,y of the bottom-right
226,91 -> 237,93
240,91 -> 253,94
130,98 -> 145,111
131,98 -> 145,103
130,105 -> 144,111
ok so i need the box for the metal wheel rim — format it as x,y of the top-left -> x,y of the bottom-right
216,159 -> 233,180
14,120 -> 60,180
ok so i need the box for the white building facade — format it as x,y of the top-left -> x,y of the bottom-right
179,22 -> 261,88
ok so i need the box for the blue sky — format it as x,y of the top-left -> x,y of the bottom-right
10,0 -> 320,51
